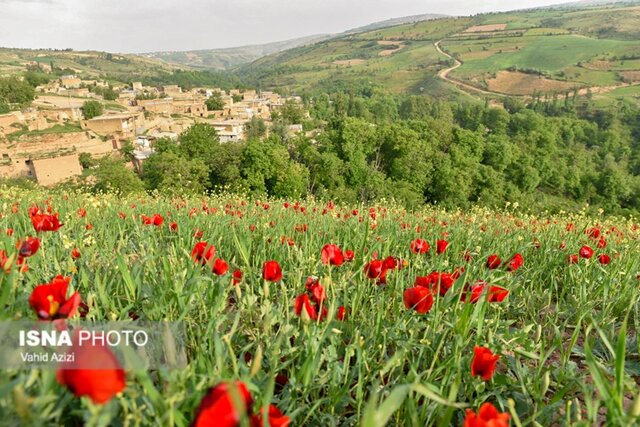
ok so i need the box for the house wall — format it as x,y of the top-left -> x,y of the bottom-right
31,154 -> 82,186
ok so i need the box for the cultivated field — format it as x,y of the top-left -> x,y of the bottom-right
1,188 -> 639,425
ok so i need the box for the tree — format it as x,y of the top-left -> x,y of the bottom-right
143,151 -> 210,194
205,91 -> 225,111
82,100 -> 104,119
280,100 -> 305,124
78,153 -> 96,169
0,77 -> 35,108
244,116 -> 267,139
93,158 -> 144,194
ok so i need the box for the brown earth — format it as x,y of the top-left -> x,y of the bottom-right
620,71 -> 640,82
464,24 -> 508,33
487,71 -> 578,95
333,59 -> 366,66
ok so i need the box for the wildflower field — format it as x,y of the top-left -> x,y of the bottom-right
1,188 -> 640,426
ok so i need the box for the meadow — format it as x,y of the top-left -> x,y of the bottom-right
1,187 -> 639,426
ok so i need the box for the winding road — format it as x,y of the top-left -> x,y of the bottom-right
433,39 -> 638,100
434,40 -> 502,96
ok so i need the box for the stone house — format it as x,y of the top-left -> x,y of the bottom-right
81,114 -> 141,135
60,76 -> 82,89
30,154 -> 82,186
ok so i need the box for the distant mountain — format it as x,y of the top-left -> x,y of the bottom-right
144,13 -> 449,70
543,0 -> 639,8
143,34 -> 332,71
343,13 -> 449,34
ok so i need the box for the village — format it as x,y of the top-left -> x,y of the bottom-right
0,72 -> 303,186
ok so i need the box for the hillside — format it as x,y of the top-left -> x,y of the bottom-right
142,34 -> 332,70
143,14 -> 447,71
344,13 -> 449,35
237,3 -> 640,105
0,48 -> 180,82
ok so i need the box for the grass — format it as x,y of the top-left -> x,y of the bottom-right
0,189 -> 639,425
239,4 -> 640,102
7,123 -> 83,142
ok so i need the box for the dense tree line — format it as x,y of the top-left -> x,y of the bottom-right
89,91 -> 640,215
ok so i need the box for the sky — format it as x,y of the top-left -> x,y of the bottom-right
0,0 -> 575,53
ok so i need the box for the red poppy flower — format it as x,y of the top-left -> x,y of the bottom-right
506,253 -> 523,272
305,277 -> 326,304
384,256 -> 407,271
414,272 -> 456,296
250,404 -> 290,427
597,238 -> 607,249
192,242 -> 216,266
262,260 -> 283,282
598,254 -> 611,265
364,260 -> 387,284
436,239 -> 449,254
193,381 -> 253,427
344,250 -> 355,262
169,222 -> 178,231
486,255 -> 501,269
464,402 -> 510,427
142,214 -> 163,226
71,248 -> 81,259
18,237 -> 40,258
294,294 -> 319,321
321,244 -> 344,266
403,287 -> 434,314
579,245 -> 594,259
118,212 -> 126,220
28,276 -> 81,321
232,269 -> 243,285
212,258 -> 229,276
31,213 -> 62,232
471,346 -> 499,381
410,239 -> 430,254
85,223 -> 93,231
462,281 -> 508,304
57,337 -> 126,404
77,208 -> 87,218
336,306 -> 348,321
567,254 -> 579,264
586,227 -> 601,239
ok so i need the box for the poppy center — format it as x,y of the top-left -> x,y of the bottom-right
47,295 -> 60,316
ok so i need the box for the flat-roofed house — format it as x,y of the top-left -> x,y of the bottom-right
30,154 -> 82,186
81,114 -> 141,135
60,76 -> 82,89
138,98 -> 174,114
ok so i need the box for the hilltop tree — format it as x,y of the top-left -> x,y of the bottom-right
82,100 -> 104,119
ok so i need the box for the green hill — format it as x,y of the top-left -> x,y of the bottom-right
0,48 -> 179,82
142,34 -> 333,70
236,3 -> 640,104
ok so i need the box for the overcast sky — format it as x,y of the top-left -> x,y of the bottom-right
0,0 -> 572,53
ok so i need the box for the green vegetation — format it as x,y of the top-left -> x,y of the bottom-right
0,76 -> 35,109
205,91 -> 224,110
81,100 -> 104,119
7,123 -> 83,142
98,90 -> 640,216
234,4 -> 640,103
1,187 -> 639,425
